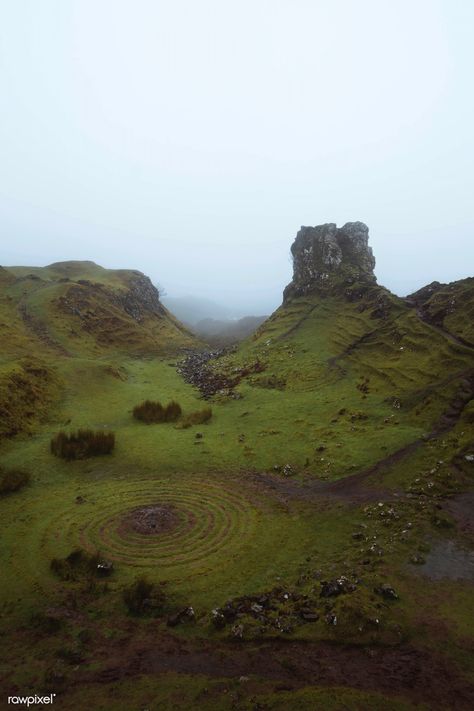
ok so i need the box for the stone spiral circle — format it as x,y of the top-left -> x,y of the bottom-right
41,478 -> 256,578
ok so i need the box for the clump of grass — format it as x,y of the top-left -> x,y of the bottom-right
133,399 -> 182,423
164,400 -> 182,422
123,576 -> 166,616
50,429 -> 115,460
133,399 -> 165,423
50,548 -> 112,582
0,467 -> 30,495
178,407 -> 213,428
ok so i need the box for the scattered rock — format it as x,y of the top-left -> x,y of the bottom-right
96,561 -> 114,577
320,577 -> 356,598
231,623 -> 244,639
167,606 -> 196,627
211,608 -> 226,629
177,349 -> 265,399
374,584 -> 399,600
299,610 -> 319,622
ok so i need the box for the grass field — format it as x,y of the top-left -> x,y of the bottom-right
1,263 -> 474,709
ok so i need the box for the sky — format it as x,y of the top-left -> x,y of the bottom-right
0,0 -> 473,315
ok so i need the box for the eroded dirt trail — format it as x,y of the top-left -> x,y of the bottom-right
18,298 -> 70,356
77,630 -> 474,710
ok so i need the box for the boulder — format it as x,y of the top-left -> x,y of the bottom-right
374,583 -> 399,600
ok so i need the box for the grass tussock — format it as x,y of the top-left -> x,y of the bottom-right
164,400 -> 182,422
50,429 -> 115,460
133,399 -> 182,423
123,576 -> 166,616
0,467 -> 30,495
178,406 -> 213,428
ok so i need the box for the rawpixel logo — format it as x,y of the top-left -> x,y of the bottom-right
8,694 -> 56,706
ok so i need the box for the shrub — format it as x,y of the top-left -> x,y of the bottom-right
50,429 -> 115,460
0,467 -> 30,495
133,399 -> 182,423
178,407 -> 213,428
133,400 -> 164,423
164,400 -> 182,422
123,576 -> 166,616
30,611 -> 63,634
50,548 -> 110,581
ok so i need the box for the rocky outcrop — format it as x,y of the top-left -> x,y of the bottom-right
59,272 -> 165,326
283,222 -> 376,302
405,277 -> 474,347
117,272 -> 165,322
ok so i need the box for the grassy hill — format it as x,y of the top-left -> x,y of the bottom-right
5,261 -> 196,357
1,236 -> 474,710
0,261 -> 198,441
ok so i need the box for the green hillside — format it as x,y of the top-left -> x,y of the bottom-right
1,230 -> 474,710
0,261 -> 197,441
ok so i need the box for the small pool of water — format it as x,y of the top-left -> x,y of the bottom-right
418,540 -> 474,581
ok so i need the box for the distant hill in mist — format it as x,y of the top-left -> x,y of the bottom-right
162,296 -> 237,326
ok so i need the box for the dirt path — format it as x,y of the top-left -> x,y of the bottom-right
76,629 -> 474,710
415,306 -> 474,350
250,369 -> 474,506
275,302 -> 319,342
18,300 -> 70,356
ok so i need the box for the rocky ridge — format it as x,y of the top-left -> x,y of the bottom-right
58,271 -> 166,325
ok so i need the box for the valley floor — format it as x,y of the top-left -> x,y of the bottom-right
1,314 -> 474,709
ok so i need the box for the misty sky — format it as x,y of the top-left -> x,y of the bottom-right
1,1 -> 473,314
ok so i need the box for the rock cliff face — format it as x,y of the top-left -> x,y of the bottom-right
283,222 -> 376,302
117,272 -> 166,322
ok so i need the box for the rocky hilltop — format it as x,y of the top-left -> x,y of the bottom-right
283,222 -> 376,302
2,261 -> 196,356
406,276 -> 474,346
57,270 -> 166,325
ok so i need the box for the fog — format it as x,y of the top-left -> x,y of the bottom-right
1,1 -> 473,315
